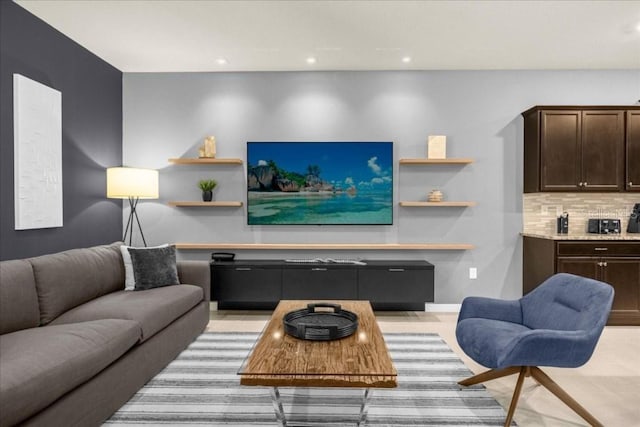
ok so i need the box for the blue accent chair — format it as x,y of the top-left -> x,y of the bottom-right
456,273 -> 614,427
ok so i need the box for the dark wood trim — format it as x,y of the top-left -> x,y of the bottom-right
523,236 -> 556,294
522,105 -> 640,116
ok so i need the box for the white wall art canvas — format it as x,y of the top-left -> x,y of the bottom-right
13,74 -> 63,230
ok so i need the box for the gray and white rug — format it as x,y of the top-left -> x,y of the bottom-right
105,332 -> 514,426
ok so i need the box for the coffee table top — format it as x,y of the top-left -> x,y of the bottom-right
239,300 -> 397,388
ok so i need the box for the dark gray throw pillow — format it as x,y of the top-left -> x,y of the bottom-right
128,245 -> 179,291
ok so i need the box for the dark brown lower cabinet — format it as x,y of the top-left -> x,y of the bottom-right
524,237 -> 640,325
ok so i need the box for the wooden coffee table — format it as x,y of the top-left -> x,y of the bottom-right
240,300 -> 397,426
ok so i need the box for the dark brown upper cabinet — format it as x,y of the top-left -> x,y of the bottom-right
627,111 -> 640,191
523,106 -> 638,193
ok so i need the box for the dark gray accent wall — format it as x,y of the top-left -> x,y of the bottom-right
0,1 -> 123,260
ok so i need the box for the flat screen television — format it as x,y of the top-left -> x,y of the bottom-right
247,141 -> 393,225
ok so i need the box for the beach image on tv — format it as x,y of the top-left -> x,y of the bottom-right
247,142 -> 393,225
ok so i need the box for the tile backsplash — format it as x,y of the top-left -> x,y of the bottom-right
523,193 -> 639,236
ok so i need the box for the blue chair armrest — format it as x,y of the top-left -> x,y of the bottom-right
458,296 -> 522,324
500,329 -> 596,368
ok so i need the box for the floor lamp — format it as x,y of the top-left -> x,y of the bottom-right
107,167 -> 159,246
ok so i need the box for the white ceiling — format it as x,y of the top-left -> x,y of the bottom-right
14,0 -> 640,73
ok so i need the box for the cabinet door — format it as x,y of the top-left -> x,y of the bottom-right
358,267 -> 434,310
581,110 -> 624,191
601,258 -> 640,325
627,111 -> 640,191
282,268 -> 357,300
556,257 -> 599,280
212,266 -> 281,303
540,111 -> 581,191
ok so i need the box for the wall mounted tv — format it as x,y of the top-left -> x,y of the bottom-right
247,141 -> 393,225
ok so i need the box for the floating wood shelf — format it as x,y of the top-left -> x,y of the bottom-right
168,158 -> 243,165
168,201 -> 243,207
399,158 -> 474,165
399,201 -> 476,207
175,243 -> 474,250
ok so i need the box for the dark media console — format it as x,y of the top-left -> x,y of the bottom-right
211,259 -> 434,310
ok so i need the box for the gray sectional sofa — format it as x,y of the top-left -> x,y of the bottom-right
0,242 -> 210,426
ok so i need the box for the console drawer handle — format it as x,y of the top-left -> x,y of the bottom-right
236,267 -> 252,271
594,248 -> 608,251
389,268 -> 405,272
312,268 -> 327,271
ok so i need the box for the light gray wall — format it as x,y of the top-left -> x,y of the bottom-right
123,70 -> 639,303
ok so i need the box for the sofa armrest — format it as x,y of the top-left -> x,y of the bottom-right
177,261 -> 210,302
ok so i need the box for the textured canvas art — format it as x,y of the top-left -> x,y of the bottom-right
13,74 -> 63,230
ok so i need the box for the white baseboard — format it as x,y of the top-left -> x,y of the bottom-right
425,303 -> 461,313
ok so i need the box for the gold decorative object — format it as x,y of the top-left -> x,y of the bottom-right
199,136 -> 217,158
428,189 -> 443,202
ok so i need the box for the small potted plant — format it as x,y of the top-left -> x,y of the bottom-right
198,179 -> 218,202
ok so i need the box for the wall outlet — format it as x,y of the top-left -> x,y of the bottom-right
469,267 -> 477,279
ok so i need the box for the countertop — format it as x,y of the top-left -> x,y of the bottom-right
521,232 -> 640,241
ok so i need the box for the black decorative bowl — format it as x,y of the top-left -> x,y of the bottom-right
283,303 -> 359,341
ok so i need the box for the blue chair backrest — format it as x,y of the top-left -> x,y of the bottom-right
521,273 -> 614,333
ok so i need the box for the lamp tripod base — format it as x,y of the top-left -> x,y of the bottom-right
123,197 -> 147,247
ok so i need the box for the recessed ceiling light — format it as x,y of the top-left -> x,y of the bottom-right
216,58 -> 228,65
402,56 -> 412,63
306,56 -> 317,65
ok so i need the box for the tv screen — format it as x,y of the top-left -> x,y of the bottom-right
247,141 -> 393,225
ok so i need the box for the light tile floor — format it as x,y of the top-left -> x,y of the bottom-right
208,309 -> 640,427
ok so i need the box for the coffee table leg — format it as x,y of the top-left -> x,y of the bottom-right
357,388 -> 372,426
270,387 -> 287,426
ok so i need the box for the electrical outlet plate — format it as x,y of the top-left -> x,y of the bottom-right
469,267 -> 477,279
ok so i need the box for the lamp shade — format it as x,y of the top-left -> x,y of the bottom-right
107,167 -> 159,199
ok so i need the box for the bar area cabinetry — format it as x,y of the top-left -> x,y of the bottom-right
523,237 -> 640,325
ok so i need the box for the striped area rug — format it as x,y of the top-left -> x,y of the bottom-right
104,332 -> 514,426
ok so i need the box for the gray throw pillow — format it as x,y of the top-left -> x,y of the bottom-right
128,245 -> 179,291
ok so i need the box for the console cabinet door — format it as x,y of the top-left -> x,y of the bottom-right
282,267 -> 357,300
212,266 -> 281,303
358,267 -> 434,310
627,111 -> 640,191
581,110 -> 624,191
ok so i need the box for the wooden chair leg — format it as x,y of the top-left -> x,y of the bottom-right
458,366 -> 521,387
504,367 -> 528,427
529,367 -> 603,427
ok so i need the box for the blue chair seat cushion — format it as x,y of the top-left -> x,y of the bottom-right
457,317 -> 598,369
456,318 -> 531,368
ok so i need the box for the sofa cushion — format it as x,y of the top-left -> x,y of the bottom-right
29,242 -> 125,325
0,259 -> 40,334
50,284 -> 204,342
128,245 -> 179,291
120,243 -> 169,290
0,319 -> 140,427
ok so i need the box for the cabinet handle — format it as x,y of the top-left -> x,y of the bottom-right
597,262 -> 603,267
603,262 -> 608,267
578,182 -> 583,187
594,247 -> 608,251
312,268 -> 327,271
630,181 -> 634,186
388,268 -> 405,272
583,182 -> 588,187
235,267 -> 251,271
